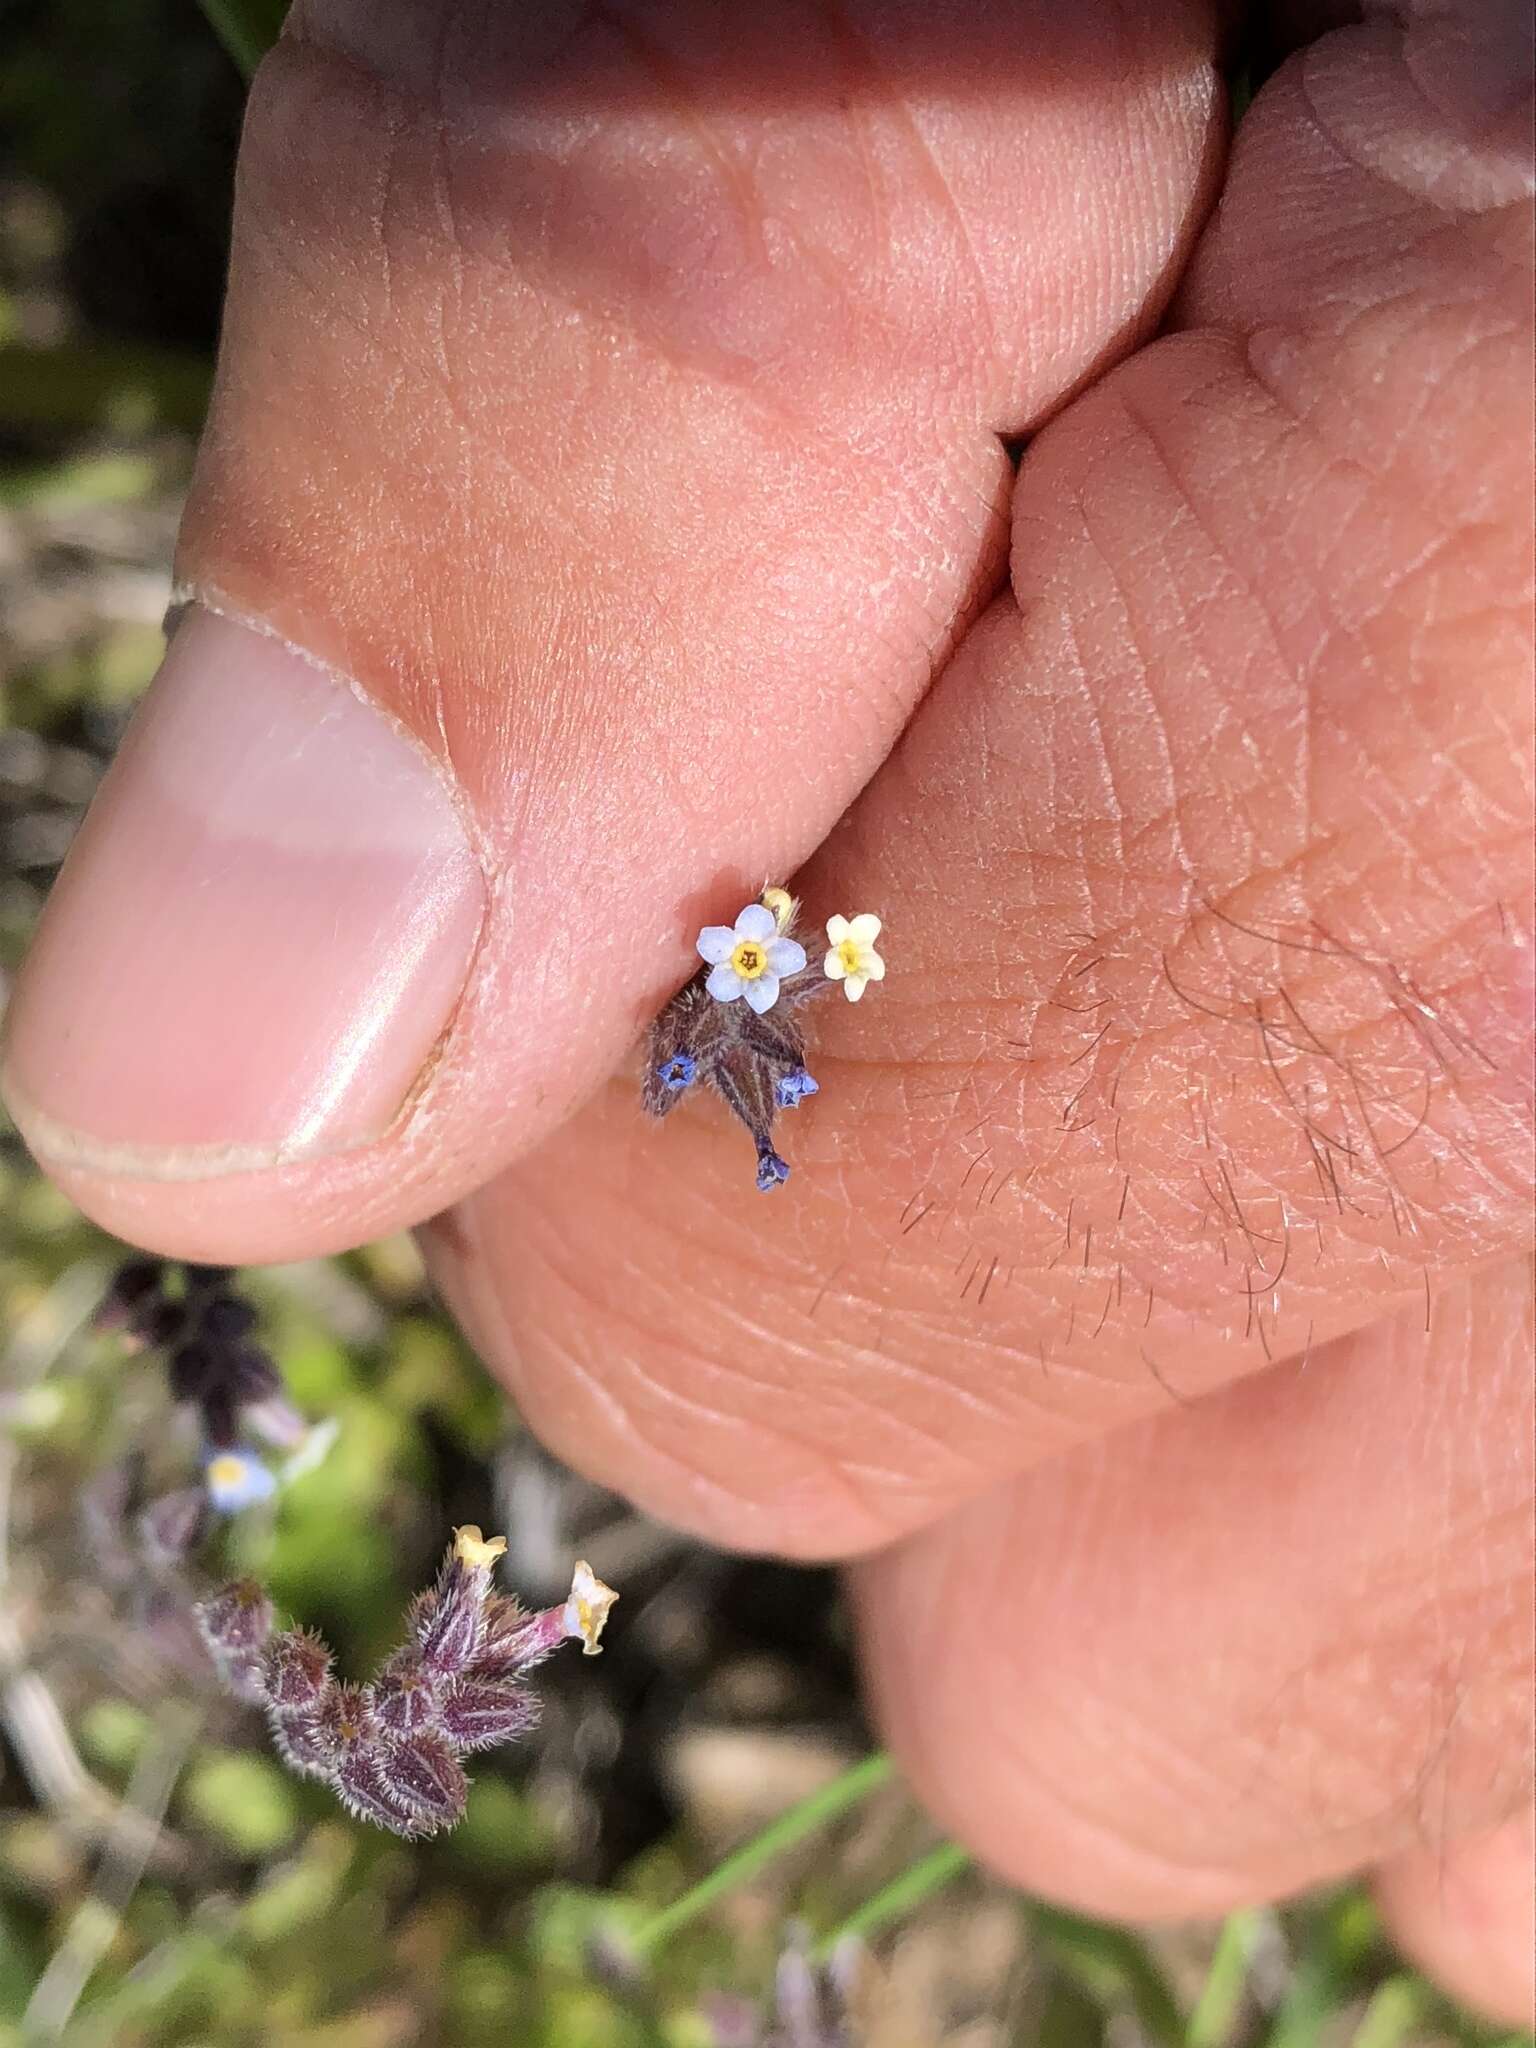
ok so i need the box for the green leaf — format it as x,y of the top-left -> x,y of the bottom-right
627,1753 -> 895,1957
1028,1904 -> 1184,2048
196,0 -> 289,78
811,1840 -> 971,1957
1189,1909 -> 1264,2048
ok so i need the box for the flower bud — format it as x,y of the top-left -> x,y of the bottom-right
416,1527 -> 505,1678
264,1628 -> 331,1712
334,1747 -> 423,1838
371,1645 -> 439,1738
438,1673 -> 538,1753
195,1580 -> 273,1662
379,1729 -> 467,1832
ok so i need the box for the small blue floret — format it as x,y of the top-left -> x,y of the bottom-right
204,1446 -> 278,1514
658,1053 -> 697,1092
774,1068 -> 819,1109
755,1150 -> 791,1192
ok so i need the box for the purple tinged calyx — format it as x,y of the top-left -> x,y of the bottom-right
193,1530 -> 617,1839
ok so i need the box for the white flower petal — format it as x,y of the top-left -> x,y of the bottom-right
744,972 -> 781,1013
767,937 -> 806,976
706,963 -> 744,1002
843,974 -> 868,1002
735,903 -> 776,942
863,951 -> 886,981
825,914 -> 851,945
847,913 -> 882,944
696,925 -> 737,964
823,949 -> 847,980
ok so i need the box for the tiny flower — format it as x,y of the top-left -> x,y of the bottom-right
562,1560 -> 619,1656
756,1148 -> 791,1192
657,1051 -> 697,1092
203,1533 -> 615,1838
823,913 -> 885,1002
452,1527 -> 507,1571
204,1446 -> 278,1514
416,1526 -> 505,1676
697,903 -> 807,1015
775,1068 -> 819,1109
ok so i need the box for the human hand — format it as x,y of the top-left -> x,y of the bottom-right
3,0 -> 1531,2018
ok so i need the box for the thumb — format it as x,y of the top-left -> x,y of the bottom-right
1,0 -> 1219,1261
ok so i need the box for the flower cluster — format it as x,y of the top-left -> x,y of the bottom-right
96,1258 -> 301,1512
643,890 -> 885,1190
197,1528 -> 617,1839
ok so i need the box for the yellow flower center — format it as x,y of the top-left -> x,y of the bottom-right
207,1454 -> 245,1491
731,939 -> 768,979
835,938 -> 863,975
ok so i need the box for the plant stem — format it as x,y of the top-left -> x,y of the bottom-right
1349,1978 -> 1427,2048
1188,1909 -> 1260,2047
628,1752 -> 895,1957
812,1840 -> 971,1958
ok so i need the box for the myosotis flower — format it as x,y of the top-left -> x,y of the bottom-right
644,888 -> 889,1189
197,1527 -> 617,1838
697,902 -> 807,1014
204,1446 -> 278,1513
824,913 -> 885,1001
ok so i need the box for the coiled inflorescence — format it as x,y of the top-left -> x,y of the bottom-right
196,1528 -> 617,1838
643,889 -> 885,1192
96,1258 -> 287,1450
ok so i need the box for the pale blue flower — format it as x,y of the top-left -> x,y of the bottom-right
205,1446 -> 278,1514
697,903 -> 807,1014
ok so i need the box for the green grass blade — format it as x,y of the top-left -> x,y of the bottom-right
811,1841 -> 971,1958
1028,1904 -> 1185,2048
1188,1909 -> 1263,2047
196,0 -> 289,78
1262,1955 -> 1343,2048
628,1752 -> 895,1957
1350,1978 -> 1428,2048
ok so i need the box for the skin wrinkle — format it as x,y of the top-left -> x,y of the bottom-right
512,1203 -> 949,1498
855,1261 -> 1532,1912
245,35 -> 1020,677
1110,382 -> 1316,848
473,1235 -> 803,1531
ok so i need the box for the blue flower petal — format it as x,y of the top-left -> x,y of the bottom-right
766,937 -> 806,976
205,1448 -> 278,1514
734,903 -> 777,943
706,963 -> 744,1002
775,1068 -> 819,1108
755,1150 -> 791,1191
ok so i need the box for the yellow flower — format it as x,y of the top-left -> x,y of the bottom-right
562,1560 -> 619,1656
452,1526 -> 508,1570
824,914 -> 885,1002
